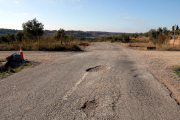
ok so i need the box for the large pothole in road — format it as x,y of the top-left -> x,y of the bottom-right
86,65 -> 111,72
81,99 -> 99,115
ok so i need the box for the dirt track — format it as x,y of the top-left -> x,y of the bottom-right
0,51 -> 75,65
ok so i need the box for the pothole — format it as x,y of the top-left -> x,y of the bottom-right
81,99 -> 99,115
86,65 -> 111,72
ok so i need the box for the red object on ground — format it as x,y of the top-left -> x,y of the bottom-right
20,46 -> 24,60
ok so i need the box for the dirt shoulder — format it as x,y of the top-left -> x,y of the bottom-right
126,47 -> 180,104
0,51 -> 75,66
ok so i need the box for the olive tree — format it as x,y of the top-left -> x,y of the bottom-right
15,31 -> 24,42
22,18 -> 44,40
54,29 -> 66,44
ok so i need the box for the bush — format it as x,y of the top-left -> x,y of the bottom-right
157,33 -> 166,45
130,39 -> 149,43
173,66 -> 180,77
15,31 -> 24,42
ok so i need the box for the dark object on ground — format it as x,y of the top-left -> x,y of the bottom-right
78,43 -> 89,47
6,54 -> 15,61
147,47 -> 156,50
0,62 -> 5,69
4,54 -> 23,70
86,65 -> 111,72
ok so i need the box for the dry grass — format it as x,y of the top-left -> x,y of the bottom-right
157,44 -> 180,51
115,42 -> 155,50
0,63 -> 32,77
0,36 -> 83,51
117,35 -> 180,51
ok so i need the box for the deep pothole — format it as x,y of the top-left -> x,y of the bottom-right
81,99 -> 99,115
86,65 -> 111,72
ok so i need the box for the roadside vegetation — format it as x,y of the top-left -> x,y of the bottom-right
0,18 -> 85,51
173,66 -> 180,77
0,59 -> 6,62
0,62 -> 32,77
1,18 -> 180,51
86,25 -> 180,51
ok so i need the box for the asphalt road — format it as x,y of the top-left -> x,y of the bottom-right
1,42 -> 180,120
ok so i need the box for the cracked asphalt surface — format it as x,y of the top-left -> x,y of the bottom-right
0,42 -> 180,120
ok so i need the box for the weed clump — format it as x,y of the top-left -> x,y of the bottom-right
173,67 -> 180,77
0,63 -> 32,77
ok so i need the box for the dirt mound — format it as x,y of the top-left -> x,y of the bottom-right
169,36 -> 180,46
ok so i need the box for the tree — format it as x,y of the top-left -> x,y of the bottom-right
157,33 -> 166,45
172,26 -> 175,31
5,33 -> 15,44
22,18 -> 44,40
0,35 -> 3,43
54,29 -> 66,44
79,36 -> 85,43
176,29 -> 180,36
121,33 -> 130,43
139,33 -> 143,37
149,29 -> 158,44
157,27 -> 163,33
172,25 -> 179,31
15,31 -> 24,42
132,33 -> 138,39
176,25 -> 179,30
144,32 -> 149,37
162,27 -> 169,35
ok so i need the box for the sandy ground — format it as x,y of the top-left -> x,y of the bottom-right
127,48 -> 180,104
0,51 -> 75,66
115,42 -> 180,104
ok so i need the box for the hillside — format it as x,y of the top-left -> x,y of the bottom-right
0,28 -> 123,38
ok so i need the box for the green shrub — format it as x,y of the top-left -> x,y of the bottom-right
173,67 -> 180,77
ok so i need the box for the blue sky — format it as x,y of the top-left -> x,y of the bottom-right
0,0 -> 180,33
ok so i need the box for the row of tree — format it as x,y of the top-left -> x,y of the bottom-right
0,18 -> 78,44
0,18 -> 179,45
90,25 -> 180,44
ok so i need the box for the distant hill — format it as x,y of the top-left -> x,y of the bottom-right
0,28 -> 22,35
0,28 -> 124,38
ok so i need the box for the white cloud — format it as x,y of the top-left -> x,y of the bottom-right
22,13 -> 29,15
117,14 -> 121,16
125,13 -> 128,15
14,1 -> 19,3
124,17 -> 145,22
8,11 -> 11,14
